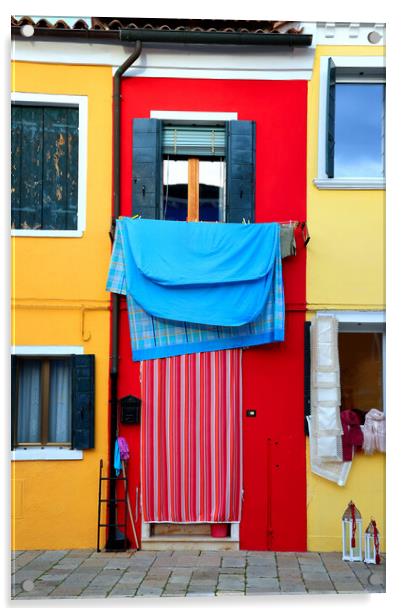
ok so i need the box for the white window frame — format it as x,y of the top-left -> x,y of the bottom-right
314,56 -> 386,190
150,111 -> 238,121
11,92 -> 88,237
11,345 -> 84,461
316,311 -> 386,413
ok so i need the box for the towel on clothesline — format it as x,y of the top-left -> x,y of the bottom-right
362,409 -> 386,455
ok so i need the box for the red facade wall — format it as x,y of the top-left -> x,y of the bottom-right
116,76 -> 307,550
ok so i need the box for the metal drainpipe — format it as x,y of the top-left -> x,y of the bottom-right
106,40 -> 142,551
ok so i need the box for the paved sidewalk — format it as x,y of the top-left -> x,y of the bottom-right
11,549 -> 385,600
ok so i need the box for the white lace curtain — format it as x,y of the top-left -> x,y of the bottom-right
17,358 -> 71,444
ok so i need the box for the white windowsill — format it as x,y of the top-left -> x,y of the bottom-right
12,447 -> 84,461
313,178 -> 385,190
11,230 -> 84,238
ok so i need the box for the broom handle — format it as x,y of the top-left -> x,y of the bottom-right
122,460 -> 139,550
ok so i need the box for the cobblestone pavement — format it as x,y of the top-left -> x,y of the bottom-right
11,549 -> 385,600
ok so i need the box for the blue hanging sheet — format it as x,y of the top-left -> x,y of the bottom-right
107,218 -> 285,361
120,218 -> 279,327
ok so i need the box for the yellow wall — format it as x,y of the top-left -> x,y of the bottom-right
306,46 -> 386,551
307,45 -> 385,311
11,61 -> 113,549
307,444 -> 386,552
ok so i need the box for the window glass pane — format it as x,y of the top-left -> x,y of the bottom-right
48,359 -> 72,443
199,160 -> 226,222
162,159 -> 188,221
339,332 -> 383,411
334,84 -> 385,177
17,359 -> 41,443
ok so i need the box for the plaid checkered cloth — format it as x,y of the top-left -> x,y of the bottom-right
107,221 -> 285,361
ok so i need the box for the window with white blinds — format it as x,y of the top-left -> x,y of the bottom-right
162,125 -> 226,157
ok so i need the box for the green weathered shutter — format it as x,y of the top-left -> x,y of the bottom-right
71,354 -> 95,450
11,104 -> 79,230
226,120 -> 256,223
304,321 -> 311,436
11,356 -> 18,449
326,58 -> 337,178
43,107 -> 79,230
11,107 -> 22,229
132,118 -> 162,219
19,106 -> 44,229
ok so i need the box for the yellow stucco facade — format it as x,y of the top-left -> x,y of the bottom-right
306,45 -> 386,551
11,61 -> 113,549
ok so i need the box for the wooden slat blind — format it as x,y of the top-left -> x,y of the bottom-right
11,105 -> 79,230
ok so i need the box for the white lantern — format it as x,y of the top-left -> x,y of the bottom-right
342,501 -> 362,561
364,519 -> 381,564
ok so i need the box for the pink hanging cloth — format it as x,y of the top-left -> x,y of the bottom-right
340,410 -> 364,462
117,436 -> 130,461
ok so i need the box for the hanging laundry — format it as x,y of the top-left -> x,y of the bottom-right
340,409 -> 364,461
118,217 -> 280,326
280,223 -> 297,258
107,218 -> 285,361
307,417 -> 352,487
362,409 -> 386,455
117,436 -> 130,461
114,439 -> 122,476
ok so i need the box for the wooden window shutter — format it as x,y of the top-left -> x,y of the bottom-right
132,118 -> 162,219
326,58 -> 337,178
226,120 -> 256,223
11,356 -> 17,449
11,105 -> 79,230
304,321 -> 311,436
71,354 -> 95,450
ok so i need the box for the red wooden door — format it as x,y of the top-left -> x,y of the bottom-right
240,311 -> 307,551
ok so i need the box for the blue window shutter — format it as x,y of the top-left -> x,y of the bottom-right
11,356 -> 17,449
71,355 -> 95,450
226,120 -> 256,223
326,58 -> 337,178
11,105 -> 79,230
304,321 -> 311,436
11,106 -> 22,229
132,118 -> 162,219
20,106 -> 44,229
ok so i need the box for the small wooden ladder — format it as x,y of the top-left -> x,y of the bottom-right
96,458 -> 129,552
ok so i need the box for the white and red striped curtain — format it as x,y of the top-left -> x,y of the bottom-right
140,349 -> 242,523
